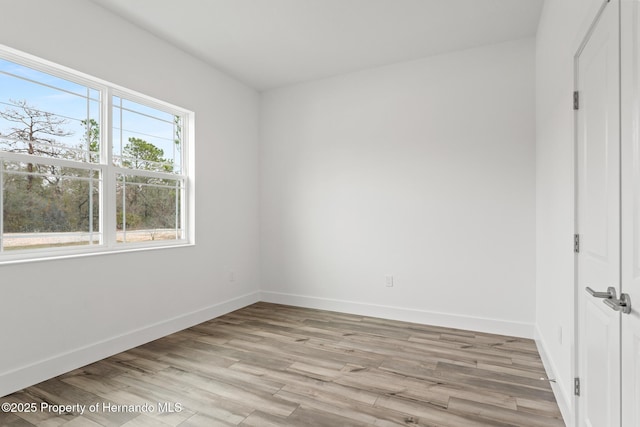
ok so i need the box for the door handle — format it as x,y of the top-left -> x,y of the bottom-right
603,293 -> 632,314
585,286 -> 617,299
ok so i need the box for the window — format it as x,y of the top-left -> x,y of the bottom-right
0,47 -> 192,261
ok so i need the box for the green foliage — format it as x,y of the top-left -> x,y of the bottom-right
174,115 -> 182,146
123,137 -> 173,172
3,168 -> 99,233
81,118 -> 100,162
115,181 -> 178,233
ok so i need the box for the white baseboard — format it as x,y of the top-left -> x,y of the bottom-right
0,291 -> 261,398
534,325 -> 572,426
261,291 -> 535,338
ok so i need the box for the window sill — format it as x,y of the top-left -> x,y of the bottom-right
0,241 -> 195,266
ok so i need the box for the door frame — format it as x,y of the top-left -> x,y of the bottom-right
573,0 -> 620,426
620,2 -> 640,426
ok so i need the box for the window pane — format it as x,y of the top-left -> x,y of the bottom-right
116,174 -> 182,243
0,58 -> 101,163
112,96 -> 182,173
2,161 -> 101,251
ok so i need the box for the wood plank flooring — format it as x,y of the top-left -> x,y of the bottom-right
0,302 -> 564,426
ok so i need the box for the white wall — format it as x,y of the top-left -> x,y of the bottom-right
535,0 -> 606,422
260,38 -> 536,337
0,0 -> 261,397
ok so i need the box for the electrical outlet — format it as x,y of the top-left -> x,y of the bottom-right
557,326 -> 563,344
229,271 -> 235,282
385,275 -> 394,287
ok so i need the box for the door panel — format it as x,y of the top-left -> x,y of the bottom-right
576,1 -> 621,426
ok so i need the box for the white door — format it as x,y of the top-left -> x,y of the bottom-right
576,0 -> 621,426
621,1 -> 640,425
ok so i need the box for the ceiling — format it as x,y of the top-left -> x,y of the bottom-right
90,0 -> 544,91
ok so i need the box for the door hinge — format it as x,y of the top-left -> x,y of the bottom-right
573,91 -> 580,110
574,377 -> 581,396
574,234 -> 580,253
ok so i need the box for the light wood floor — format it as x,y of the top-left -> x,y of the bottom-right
0,302 -> 564,427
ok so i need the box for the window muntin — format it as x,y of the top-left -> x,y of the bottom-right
0,49 -> 191,259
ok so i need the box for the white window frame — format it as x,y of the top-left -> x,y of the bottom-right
0,45 -> 195,264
